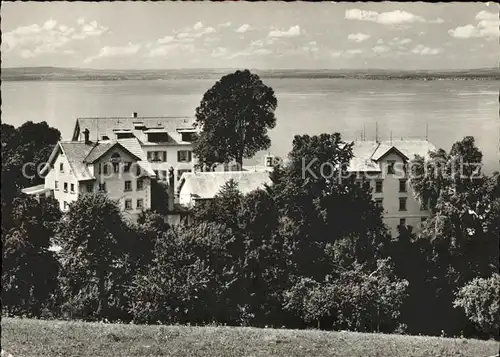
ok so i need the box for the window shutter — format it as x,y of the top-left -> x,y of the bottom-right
188,151 -> 192,162
147,151 -> 152,161
163,151 -> 167,162
177,151 -> 181,162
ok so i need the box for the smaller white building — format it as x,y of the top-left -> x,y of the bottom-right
177,170 -> 273,208
24,135 -> 156,222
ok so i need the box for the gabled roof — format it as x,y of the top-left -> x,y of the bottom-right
42,138 -> 155,181
347,140 -> 437,172
372,145 -> 409,162
178,171 -> 272,200
83,141 -> 141,163
73,116 -> 196,144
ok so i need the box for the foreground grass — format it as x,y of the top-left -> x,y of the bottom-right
1,317 -> 499,357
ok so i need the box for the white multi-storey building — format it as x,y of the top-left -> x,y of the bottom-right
71,113 -> 198,183
347,139 -> 437,237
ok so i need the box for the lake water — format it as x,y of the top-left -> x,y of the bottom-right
2,78 -> 499,172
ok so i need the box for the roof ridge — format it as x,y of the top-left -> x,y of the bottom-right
77,116 -> 194,119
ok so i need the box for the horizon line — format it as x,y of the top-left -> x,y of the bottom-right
3,65 -> 498,72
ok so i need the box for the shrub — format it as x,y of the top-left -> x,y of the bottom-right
454,274 -> 500,339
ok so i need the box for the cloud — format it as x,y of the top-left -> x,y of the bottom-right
219,22 -> 231,28
157,36 -> 174,44
376,39 -> 384,45
388,37 -> 412,46
268,25 -> 301,38
2,18 -> 107,57
84,42 -> 141,63
193,22 -> 203,30
146,43 -> 180,58
236,24 -> 251,33
194,27 -> 215,38
372,45 -> 391,54
345,9 -> 425,24
347,49 -> 363,55
448,11 -> 499,39
211,47 -> 229,58
77,18 -> 85,25
345,9 -> 443,25
411,44 -> 442,55
347,33 -> 371,42
475,10 -> 498,21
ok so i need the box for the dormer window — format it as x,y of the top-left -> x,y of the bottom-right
387,160 -> 395,175
101,135 -> 110,140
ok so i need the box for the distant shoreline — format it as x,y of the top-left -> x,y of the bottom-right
2,67 -> 499,82
2,75 -> 499,81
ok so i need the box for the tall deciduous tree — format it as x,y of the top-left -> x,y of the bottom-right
193,69 -> 278,169
57,193 -> 128,319
1,195 -> 61,316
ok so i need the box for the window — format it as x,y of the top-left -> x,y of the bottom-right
375,198 -> 383,208
399,218 -> 406,227
60,163 -> 64,172
387,160 -> 395,175
137,179 -> 144,191
70,183 -> 75,193
103,164 -> 108,175
136,164 -> 142,177
55,181 -> 59,191
101,135 -> 109,140
399,197 -> 407,211
375,180 -> 383,193
124,162 -> 131,173
64,182 -> 68,192
113,162 -> 120,173
177,150 -> 192,162
137,199 -> 144,209
125,199 -> 132,210
86,183 -> 93,193
399,179 -> 407,193
154,170 -> 159,179
124,181 -> 132,192
177,169 -> 191,181
64,201 -> 68,210
98,183 -> 106,192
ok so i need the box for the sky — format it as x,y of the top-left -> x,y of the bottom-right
1,2 -> 499,70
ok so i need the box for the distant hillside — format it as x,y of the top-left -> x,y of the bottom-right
1,66 -> 499,81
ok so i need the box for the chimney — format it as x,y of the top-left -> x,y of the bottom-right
83,128 -> 90,144
133,112 -> 138,118
167,167 -> 175,211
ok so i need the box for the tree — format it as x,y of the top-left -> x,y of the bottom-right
283,259 -> 408,332
268,133 -> 390,279
454,274 -> 500,339
193,69 -> 278,168
128,222 -> 238,324
56,193 -> 128,320
408,136 -> 499,337
1,195 -> 61,316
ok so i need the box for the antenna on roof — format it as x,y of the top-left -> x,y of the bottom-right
425,123 -> 428,141
375,122 -> 378,143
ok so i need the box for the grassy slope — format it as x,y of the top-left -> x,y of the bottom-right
1,317 -> 499,357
